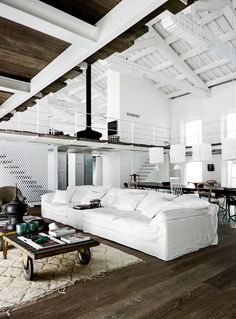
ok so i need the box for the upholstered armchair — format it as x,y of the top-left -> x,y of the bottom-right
0,186 -> 25,212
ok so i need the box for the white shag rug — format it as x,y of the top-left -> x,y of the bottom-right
0,244 -> 142,312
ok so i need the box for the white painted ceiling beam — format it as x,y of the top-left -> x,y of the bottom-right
207,71 -> 236,87
166,90 -> 188,99
96,0 -> 167,45
223,3 -> 236,30
125,37 -> 158,53
129,46 -> 159,62
0,0 -> 167,117
0,0 -> 96,46
193,0 -> 227,12
105,54 -> 209,97
195,59 -> 230,74
180,29 -> 236,61
152,61 -> 172,71
149,26 -> 210,92
0,76 -> 31,93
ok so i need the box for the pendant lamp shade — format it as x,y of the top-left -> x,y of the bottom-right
192,143 -> 212,162
222,138 -> 236,160
170,144 -> 185,164
149,147 -> 164,164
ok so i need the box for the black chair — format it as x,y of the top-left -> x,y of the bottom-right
223,187 -> 236,220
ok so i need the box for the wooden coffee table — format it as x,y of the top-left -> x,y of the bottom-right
0,227 -> 15,251
2,234 -> 100,280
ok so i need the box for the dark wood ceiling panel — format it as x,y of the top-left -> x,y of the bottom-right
0,91 -> 13,105
41,0 -> 121,25
0,17 -> 70,81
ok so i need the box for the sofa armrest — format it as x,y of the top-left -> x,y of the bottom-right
41,192 -> 55,203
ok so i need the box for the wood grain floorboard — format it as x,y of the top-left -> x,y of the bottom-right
3,224 -> 236,319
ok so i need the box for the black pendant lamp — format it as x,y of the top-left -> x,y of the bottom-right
76,64 -> 102,140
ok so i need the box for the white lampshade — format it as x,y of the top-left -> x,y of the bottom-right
149,147 -> 164,164
222,138 -> 236,160
192,143 -> 212,162
170,144 -> 185,164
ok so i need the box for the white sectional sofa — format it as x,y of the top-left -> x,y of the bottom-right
41,186 -> 218,261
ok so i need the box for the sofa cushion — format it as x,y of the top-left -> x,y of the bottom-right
52,190 -> 74,204
137,190 -> 175,211
101,188 -> 124,207
172,195 -> 210,209
112,192 -> 146,211
141,197 -> 173,219
79,189 -> 107,205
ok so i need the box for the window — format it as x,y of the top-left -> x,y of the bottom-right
226,112 -> 236,138
226,113 -> 236,186
227,161 -> 236,187
185,119 -> 202,146
184,120 -> 202,184
185,162 -> 202,184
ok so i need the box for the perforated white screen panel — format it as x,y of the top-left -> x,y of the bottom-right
0,141 -> 57,204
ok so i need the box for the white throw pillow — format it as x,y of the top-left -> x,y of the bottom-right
52,190 -> 74,204
101,188 -> 124,207
137,191 -> 175,211
80,189 -> 107,205
141,198 -> 173,219
112,192 -> 146,211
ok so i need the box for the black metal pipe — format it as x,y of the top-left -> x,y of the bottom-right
86,64 -> 91,129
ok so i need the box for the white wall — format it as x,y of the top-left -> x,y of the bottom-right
107,71 -> 171,145
171,81 -> 236,185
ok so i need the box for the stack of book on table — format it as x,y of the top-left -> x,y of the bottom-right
61,233 -> 90,244
48,227 -> 76,238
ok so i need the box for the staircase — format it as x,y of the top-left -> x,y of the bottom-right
0,154 -> 51,203
136,161 -> 157,182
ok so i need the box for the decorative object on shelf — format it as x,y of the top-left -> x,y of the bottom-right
192,143 -> 212,162
149,147 -> 164,171
170,144 -> 185,170
222,138 -> 236,160
207,164 -> 215,171
5,185 -> 27,231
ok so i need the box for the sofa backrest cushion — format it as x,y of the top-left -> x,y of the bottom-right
71,186 -> 109,205
52,189 -> 74,204
140,197 -> 173,219
112,192 -> 146,211
136,190 -> 175,211
101,188 -> 124,207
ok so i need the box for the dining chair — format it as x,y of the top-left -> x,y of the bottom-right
170,177 -> 183,196
223,187 -> 236,220
197,183 -> 220,206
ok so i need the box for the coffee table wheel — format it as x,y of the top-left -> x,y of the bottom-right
78,248 -> 91,265
22,256 -> 34,281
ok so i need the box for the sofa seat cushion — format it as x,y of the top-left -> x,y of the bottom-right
112,212 -> 159,241
81,207 -> 159,241
43,202 -> 70,213
42,202 -> 69,224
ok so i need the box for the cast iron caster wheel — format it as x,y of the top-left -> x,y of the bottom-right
22,257 -> 34,281
78,248 -> 91,265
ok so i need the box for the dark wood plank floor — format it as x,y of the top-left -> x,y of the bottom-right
1,220 -> 236,318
